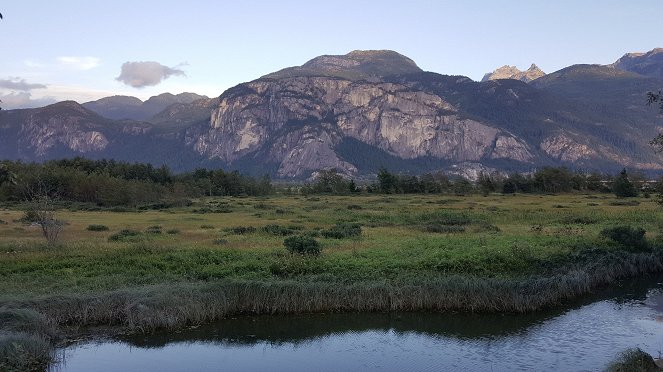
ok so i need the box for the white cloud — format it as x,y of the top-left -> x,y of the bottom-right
116,61 -> 186,88
24,59 -> 45,68
57,56 -> 101,70
0,92 -> 56,109
0,77 -> 47,91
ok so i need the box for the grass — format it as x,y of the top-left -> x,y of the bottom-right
1,193 -> 663,368
606,348 -> 660,372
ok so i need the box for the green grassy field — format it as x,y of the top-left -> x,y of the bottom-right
2,193 -> 663,370
0,193 -> 661,296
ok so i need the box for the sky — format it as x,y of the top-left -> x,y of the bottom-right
1,0 -> 662,109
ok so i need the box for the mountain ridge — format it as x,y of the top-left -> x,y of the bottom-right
2,48 -> 663,178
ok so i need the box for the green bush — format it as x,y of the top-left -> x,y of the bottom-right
600,226 -> 648,251
226,226 -> 256,235
284,235 -> 321,256
86,224 -> 109,231
262,224 -> 297,236
200,225 -> 215,229
166,229 -> 180,235
108,229 -> 142,242
321,223 -> 362,239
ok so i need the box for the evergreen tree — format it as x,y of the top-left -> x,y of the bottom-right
612,169 -> 638,197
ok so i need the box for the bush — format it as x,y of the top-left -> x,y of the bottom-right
226,226 -> 256,235
108,229 -> 142,242
145,225 -> 162,234
606,348 -> 658,372
262,224 -> 296,236
347,204 -> 363,210
200,225 -> 215,229
321,223 -> 362,239
86,224 -> 109,231
166,229 -> 180,235
600,226 -> 648,251
284,235 -> 321,256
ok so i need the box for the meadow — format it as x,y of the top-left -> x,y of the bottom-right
1,193 -> 663,370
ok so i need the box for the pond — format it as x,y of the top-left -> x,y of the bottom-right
52,275 -> 663,371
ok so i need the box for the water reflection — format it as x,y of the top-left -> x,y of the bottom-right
55,275 -> 663,372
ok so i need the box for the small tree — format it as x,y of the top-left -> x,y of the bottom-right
612,169 -> 638,198
24,181 -> 65,246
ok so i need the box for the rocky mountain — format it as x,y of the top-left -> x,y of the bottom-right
263,50 -> 422,81
82,92 -> 209,121
482,64 -> 546,83
612,48 -> 663,78
2,49 -> 663,178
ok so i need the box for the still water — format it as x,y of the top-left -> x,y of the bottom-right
54,276 -> 663,372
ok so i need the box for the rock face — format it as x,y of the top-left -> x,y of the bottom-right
612,48 -> 663,78
187,76 -> 534,177
482,64 -> 545,83
14,101 -> 112,156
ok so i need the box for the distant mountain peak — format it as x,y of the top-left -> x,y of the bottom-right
262,50 -> 422,81
612,47 -> 663,78
83,92 -> 208,121
482,64 -> 545,83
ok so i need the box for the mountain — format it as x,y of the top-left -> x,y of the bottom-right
263,50 -> 422,81
83,92 -> 209,121
0,101 -> 220,171
482,64 -> 546,83
612,48 -> 663,78
2,49 -> 663,178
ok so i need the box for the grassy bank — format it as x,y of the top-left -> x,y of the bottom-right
1,193 -> 663,370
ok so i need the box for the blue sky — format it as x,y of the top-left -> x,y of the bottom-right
1,0 -> 662,108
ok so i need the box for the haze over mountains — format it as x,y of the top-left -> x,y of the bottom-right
1,48 -> 662,179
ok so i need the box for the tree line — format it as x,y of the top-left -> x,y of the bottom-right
304,167 -> 653,197
0,158 -> 272,207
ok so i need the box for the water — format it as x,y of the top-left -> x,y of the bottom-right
53,276 -> 663,372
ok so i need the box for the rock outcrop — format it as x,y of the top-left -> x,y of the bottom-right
482,64 -> 545,83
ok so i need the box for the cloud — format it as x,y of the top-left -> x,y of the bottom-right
57,56 -> 101,70
115,61 -> 186,88
0,92 -> 57,109
0,78 -> 47,91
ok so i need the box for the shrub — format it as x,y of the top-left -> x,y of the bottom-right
600,226 -> 648,251
145,225 -> 162,234
226,226 -> 256,235
166,229 -> 180,235
347,204 -> 363,210
284,235 -> 321,255
200,225 -> 215,229
86,224 -> 109,231
262,224 -> 296,236
321,223 -> 362,239
108,229 -> 142,242
609,200 -> 640,206
606,348 -> 658,372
